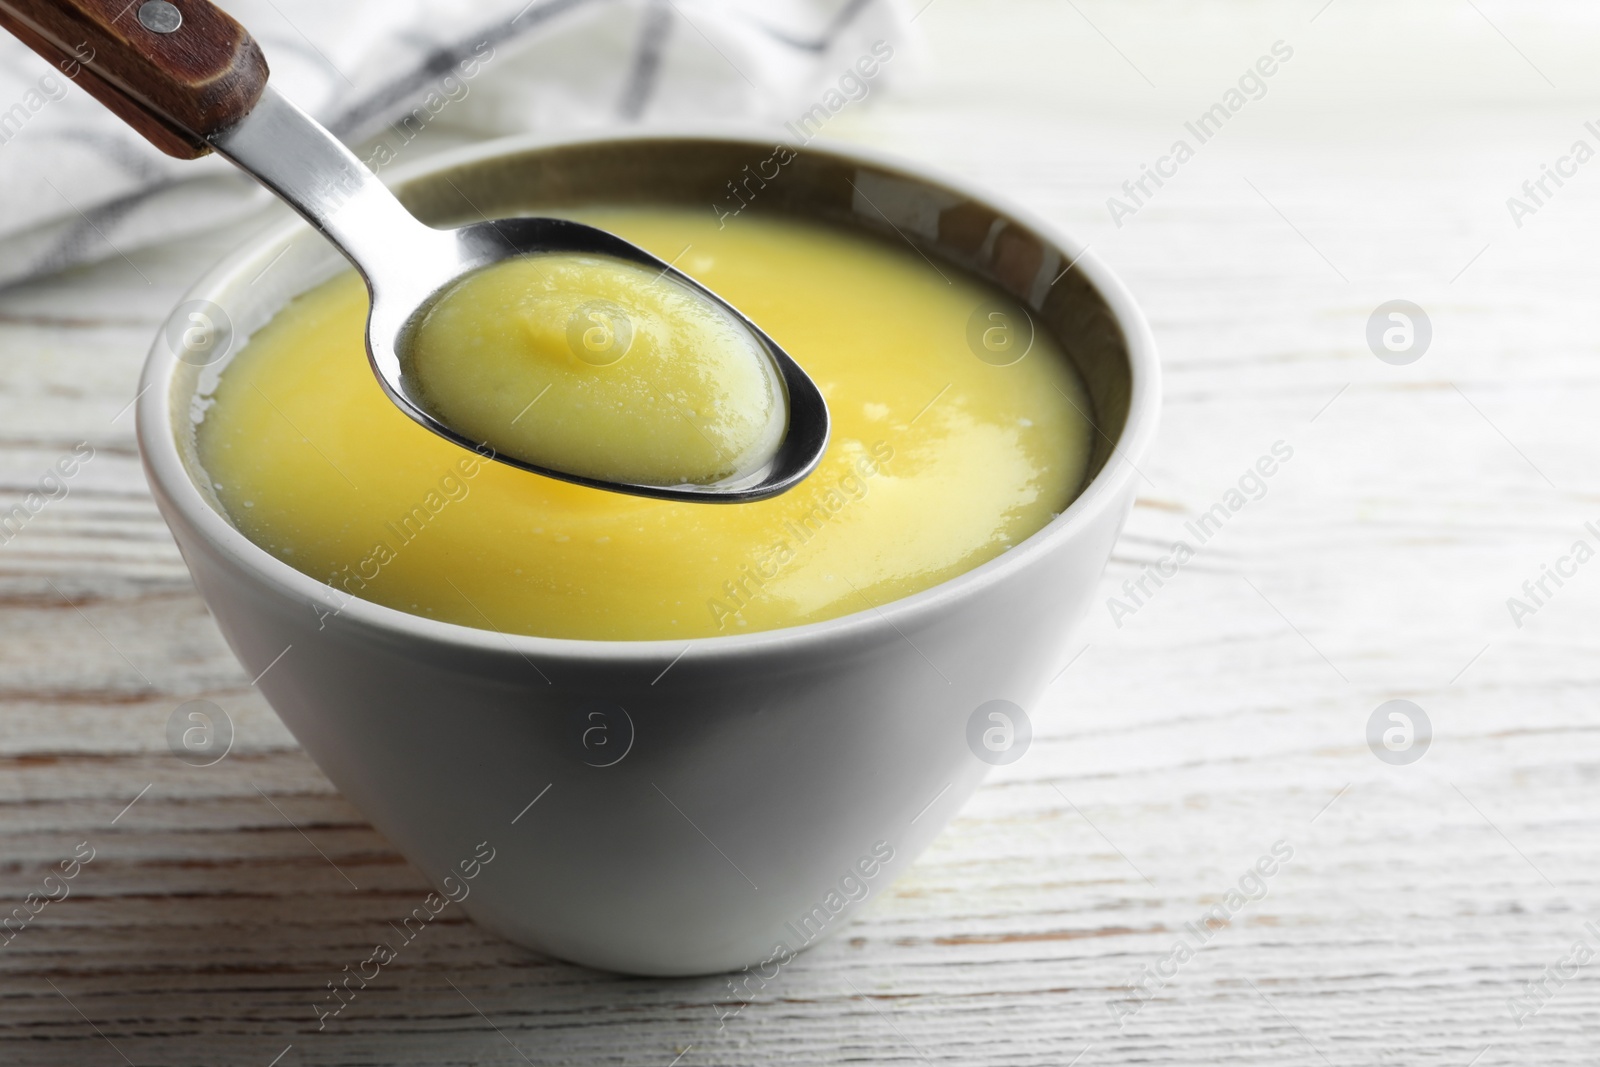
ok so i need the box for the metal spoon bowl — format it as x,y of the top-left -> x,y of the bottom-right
212,88 -> 828,504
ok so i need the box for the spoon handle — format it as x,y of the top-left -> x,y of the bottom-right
0,0 -> 268,159
208,85 -> 454,286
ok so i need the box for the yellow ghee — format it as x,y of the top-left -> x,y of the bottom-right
196,208 -> 1096,640
403,252 -> 784,487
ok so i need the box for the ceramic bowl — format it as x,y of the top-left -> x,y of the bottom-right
137,130 -> 1159,976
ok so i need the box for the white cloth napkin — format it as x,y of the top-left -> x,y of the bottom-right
0,0 -> 911,288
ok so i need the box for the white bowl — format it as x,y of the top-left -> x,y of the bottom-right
137,130 -> 1159,976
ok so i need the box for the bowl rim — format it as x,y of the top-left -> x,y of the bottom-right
137,126 -> 1160,665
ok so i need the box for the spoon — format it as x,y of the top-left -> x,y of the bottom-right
0,0 -> 829,503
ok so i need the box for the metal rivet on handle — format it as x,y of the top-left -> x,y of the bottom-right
138,0 -> 183,34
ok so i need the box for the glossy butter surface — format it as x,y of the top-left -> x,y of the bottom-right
196,209 -> 1095,640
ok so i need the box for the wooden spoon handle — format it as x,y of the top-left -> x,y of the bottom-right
0,0 -> 269,159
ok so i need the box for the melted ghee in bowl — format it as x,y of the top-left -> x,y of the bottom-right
196,208 -> 1097,640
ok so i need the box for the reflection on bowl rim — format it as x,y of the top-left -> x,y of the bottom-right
137,127 -> 1160,665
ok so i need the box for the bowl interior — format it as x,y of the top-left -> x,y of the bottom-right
170,135 -> 1132,527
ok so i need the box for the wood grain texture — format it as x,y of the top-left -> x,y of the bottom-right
3,1 -> 1600,1064
0,0 -> 268,158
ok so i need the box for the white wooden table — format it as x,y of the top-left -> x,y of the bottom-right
4,2 -> 1599,1063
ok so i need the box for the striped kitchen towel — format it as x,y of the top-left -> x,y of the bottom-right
0,0 -> 912,288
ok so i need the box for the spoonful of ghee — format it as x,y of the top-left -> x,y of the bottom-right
405,252 -> 788,491
0,0 -> 826,502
